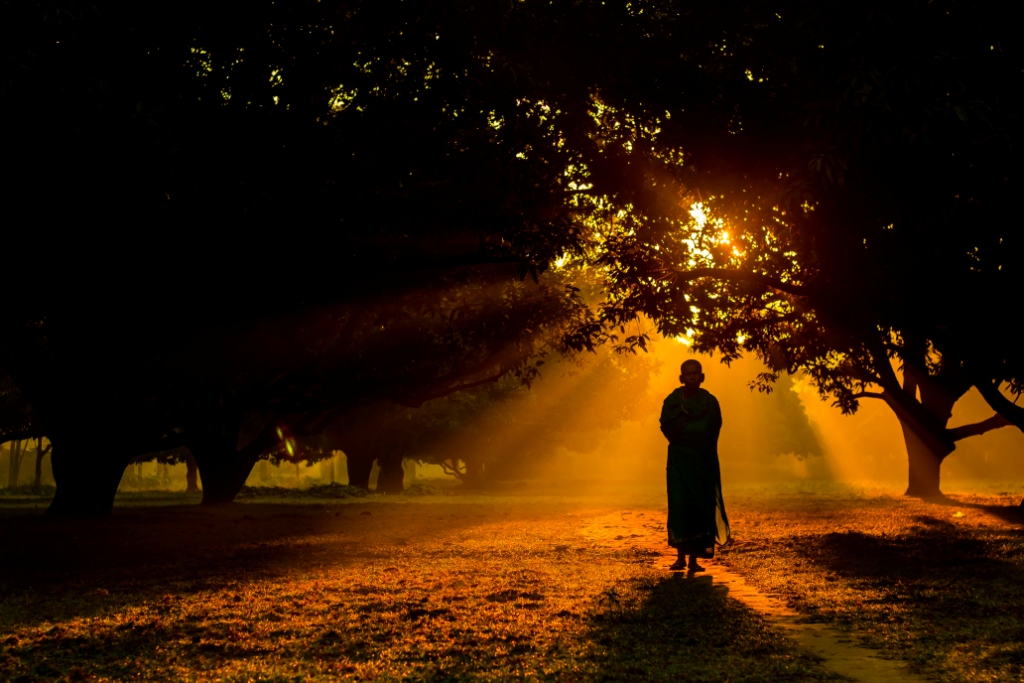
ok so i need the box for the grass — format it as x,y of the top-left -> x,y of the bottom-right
718,490 -> 1024,683
3,485 -> 1022,682
0,492 -> 840,683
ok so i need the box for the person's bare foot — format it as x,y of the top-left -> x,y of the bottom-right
669,554 -> 687,571
687,558 -> 705,573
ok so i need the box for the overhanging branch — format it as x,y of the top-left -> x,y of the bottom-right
949,414 -> 1011,441
440,459 -> 466,479
393,369 -> 508,408
862,336 -> 957,454
972,379 -> 1024,431
880,389 -> 957,456
851,391 -> 886,400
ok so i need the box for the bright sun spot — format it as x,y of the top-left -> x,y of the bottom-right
675,328 -> 696,346
689,203 -> 708,228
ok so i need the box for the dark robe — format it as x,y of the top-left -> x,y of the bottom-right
659,387 -> 730,557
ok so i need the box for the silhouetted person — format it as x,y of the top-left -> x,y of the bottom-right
659,359 -> 731,572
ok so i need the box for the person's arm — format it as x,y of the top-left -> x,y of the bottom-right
685,397 -> 722,439
660,395 -> 689,443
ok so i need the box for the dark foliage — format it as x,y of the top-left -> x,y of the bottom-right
2,0 -> 1021,510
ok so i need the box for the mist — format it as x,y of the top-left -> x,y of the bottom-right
399,337 -> 1024,497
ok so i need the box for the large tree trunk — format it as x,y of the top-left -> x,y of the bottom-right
47,437 -> 131,516
377,455 -> 405,494
192,450 -> 259,504
32,438 -> 49,488
461,457 -> 486,489
191,441 -> 261,505
185,453 -> 200,493
346,452 -> 376,489
888,363 -> 960,499
188,409 -> 280,505
7,440 -> 24,488
188,416 -> 273,505
900,420 -> 946,498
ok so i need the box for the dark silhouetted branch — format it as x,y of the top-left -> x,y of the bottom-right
972,379 -> 1024,431
862,335 -> 957,455
949,414 -> 1011,441
851,391 -> 886,400
392,369 -> 509,408
880,389 -> 957,456
440,459 -> 467,479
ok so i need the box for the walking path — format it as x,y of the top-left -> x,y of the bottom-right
581,510 -> 930,683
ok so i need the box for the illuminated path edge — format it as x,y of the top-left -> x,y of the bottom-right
581,511 -> 929,683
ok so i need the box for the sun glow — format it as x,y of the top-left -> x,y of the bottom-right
674,329 -> 696,346
689,203 -> 709,228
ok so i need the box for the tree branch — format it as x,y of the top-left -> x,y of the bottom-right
673,268 -> 810,297
949,414 -> 1011,441
972,379 -> 1024,431
851,391 -> 886,400
439,459 -> 466,479
289,401 -> 359,439
743,312 -> 803,328
880,389 -> 957,456
396,370 -> 508,408
235,420 -> 282,464
860,335 -> 957,454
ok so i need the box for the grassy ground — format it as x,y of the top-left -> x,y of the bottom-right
0,490 -> 839,683
717,489 -> 1024,683
1,486 -> 1022,682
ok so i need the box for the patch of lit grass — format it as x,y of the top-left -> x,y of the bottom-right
0,498 -> 841,682
718,491 -> 1024,683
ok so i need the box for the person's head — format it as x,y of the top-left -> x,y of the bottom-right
679,359 -> 704,389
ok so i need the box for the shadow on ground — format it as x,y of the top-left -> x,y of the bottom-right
2,496 -> 850,683
795,506 -> 1024,678
940,497 -> 1024,527
0,499 -> 515,630
588,573 -> 843,682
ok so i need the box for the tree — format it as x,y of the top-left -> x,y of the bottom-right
751,373 -> 822,461
4,0 -> 1020,510
1,371 -> 46,489
1,371 -> 41,446
290,345 -> 658,492
287,403 -> 419,493
1,0 -> 618,513
31,438 -> 52,489
582,0 -> 1023,497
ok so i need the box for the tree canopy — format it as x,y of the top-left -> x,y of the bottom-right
2,0 -> 1021,511
585,0 -> 1024,495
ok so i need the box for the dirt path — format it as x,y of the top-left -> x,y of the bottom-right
581,510 -> 931,683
